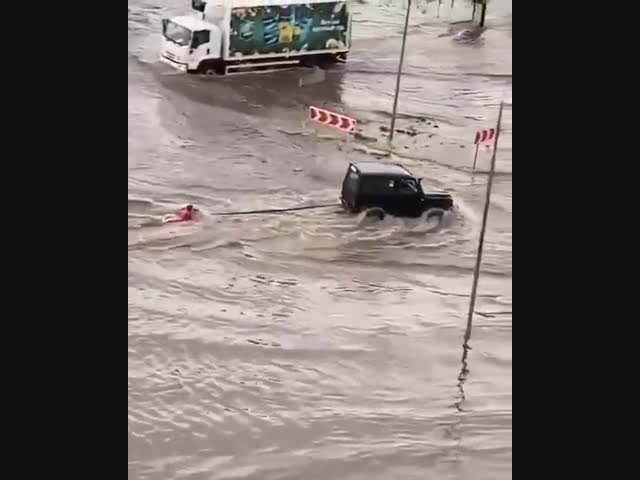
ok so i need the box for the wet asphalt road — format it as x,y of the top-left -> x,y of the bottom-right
128,1 -> 512,479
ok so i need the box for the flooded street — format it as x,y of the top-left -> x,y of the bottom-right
128,1 -> 512,479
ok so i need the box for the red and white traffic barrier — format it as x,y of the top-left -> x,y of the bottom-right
474,128 -> 496,145
472,128 -> 497,170
309,106 -> 357,134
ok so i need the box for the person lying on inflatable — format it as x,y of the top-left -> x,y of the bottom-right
164,205 -> 197,223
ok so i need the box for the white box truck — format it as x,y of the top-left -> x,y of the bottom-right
160,0 -> 352,75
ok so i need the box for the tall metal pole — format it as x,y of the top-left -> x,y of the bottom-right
472,142 -> 480,170
463,101 -> 504,350
388,0 -> 412,145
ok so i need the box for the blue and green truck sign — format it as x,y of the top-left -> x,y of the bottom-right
228,2 -> 350,58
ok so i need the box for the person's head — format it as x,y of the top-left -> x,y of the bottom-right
186,205 -> 193,212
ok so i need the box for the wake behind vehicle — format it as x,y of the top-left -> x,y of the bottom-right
340,162 -> 454,219
161,0 -> 352,75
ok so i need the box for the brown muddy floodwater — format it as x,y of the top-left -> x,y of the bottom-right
129,1 -> 512,479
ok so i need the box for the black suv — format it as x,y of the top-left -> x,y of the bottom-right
340,162 -> 453,218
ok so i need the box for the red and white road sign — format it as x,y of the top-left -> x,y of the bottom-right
474,128 -> 496,145
309,106 -> 357,133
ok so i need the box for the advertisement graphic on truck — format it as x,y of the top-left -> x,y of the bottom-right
228,2 -> 349,59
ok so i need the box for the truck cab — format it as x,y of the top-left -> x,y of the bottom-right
340,162 -> 454,219
160,15 -> 223,74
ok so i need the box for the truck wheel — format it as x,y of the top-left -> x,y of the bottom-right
198,61 -> 223,76
300,56 -> 317,68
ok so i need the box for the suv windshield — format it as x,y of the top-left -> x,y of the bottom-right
163,21 -> 192,46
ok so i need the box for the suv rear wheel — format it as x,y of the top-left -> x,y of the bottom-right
365,208 -> 386,221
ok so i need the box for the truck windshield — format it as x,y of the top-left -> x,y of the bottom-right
163,21 -> 192,47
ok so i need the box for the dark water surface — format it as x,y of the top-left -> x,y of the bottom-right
128,1 -> 512,479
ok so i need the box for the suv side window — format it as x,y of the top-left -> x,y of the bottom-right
397,178 -> 418,193
360,178 -> 389,194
